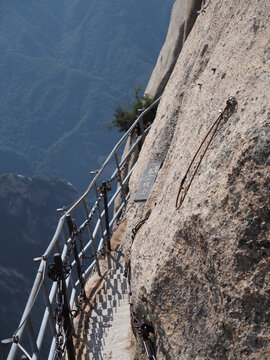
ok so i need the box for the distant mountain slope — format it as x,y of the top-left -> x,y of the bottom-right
0,0 -> 174,190
0,174 -> 78,341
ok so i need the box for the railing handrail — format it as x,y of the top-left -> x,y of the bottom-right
45,96 -> 161,256
2,95 -> 161,360
66,95 -> 161,215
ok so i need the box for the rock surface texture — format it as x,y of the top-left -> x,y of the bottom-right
145,0 -> 202,98
124,0 -> 270,359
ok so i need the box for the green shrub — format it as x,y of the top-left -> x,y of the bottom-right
109,86 -> 156,132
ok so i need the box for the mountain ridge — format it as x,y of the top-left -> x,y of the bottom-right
0,0 -> 174,190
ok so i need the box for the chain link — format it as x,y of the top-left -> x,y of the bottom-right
47,173 -> 129,358
15,119 -> 148,359
47,263 -> 71,281
131,212 -> 151,242
70,288 -> 86,319
65,221 -> 108,319
124,213 -> 156,359
72,191 -> 104,236
119,141 -> 138,176
54,279 -> 68,359
125,263 -> 156,360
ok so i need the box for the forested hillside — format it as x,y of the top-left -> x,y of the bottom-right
0,0 -> 173,190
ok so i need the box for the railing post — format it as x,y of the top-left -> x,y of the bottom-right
94,183 -> 105,246
56,207 -> 68,252
138,109 -> 145,147
101,182 -> 111,251
26,316 -> 39,359
66,215 -> 86,297
82,199 -> 101,276
53,253 -> 75,360
114,153 -> 127,210
40,280 -> 57,337
1,338 -> 12,360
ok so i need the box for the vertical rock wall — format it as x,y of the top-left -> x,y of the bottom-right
124,0 -> 270,359
145,0 -> 202,98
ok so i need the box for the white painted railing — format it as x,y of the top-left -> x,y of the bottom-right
1,96 -> 161,360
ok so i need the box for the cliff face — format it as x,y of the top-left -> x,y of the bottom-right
124,0 -> 270,359
145,0 -> 201,98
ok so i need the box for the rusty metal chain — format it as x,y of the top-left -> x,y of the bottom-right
54,279 -> 68,359
108,173 -> 119,185
48,232 -> 74,281
113,136 -> 139,183
67,220 -> 107,319
123,212 -> 151,279
72,192 -> 104,236
131,212 -> 151,242
43,139 -> 143,359
76,229 -> 107,261
49,180 -> 113,322
70,288 -> 86,319
176,97 -> 237,210
119,154 -> 132,175
47,173 -> 129,356
121,139 -> 139,173
123,211 -> 156,359
124,264 -> 156,360
47,263 -> 71,282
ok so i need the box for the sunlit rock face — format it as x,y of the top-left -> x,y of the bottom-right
124,0 -> 270,358
145,0 -> 202,98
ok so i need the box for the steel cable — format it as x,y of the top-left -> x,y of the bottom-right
176,97 -> 237,210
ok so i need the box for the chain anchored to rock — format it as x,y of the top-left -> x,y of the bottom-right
175,96 -> 237,210
124,212 -> 156,360
131,211 -> 151,242
124,264 -> 156,360
49,254 -> 76,360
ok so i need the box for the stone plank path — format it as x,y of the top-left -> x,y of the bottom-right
74,243 -> 135,360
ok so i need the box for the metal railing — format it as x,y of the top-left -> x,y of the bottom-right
1,96 -> 161,360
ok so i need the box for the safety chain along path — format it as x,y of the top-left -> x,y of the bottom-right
73,242 -> 135,360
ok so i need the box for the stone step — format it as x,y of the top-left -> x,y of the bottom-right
90,299 -> 128,320
93,294 -> 123,308
103,275 -> 122,285
76,247 -> 134,359
99,286 -> 123,297
90,307 -> 113,316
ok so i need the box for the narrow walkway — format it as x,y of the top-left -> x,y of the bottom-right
74,223 -> 135,360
